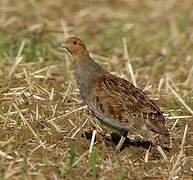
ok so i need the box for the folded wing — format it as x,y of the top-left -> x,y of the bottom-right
89,75 -> 169,136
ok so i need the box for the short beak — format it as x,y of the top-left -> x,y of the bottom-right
59,43 -> 68,49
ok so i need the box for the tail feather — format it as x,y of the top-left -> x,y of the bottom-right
146,117 -> 169,137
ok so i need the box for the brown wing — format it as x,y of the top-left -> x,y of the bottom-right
89,75 -> 169,136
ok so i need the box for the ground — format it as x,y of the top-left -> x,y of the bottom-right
0,0 -> 193,179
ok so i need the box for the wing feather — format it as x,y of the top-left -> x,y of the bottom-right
88,75 -> 168,135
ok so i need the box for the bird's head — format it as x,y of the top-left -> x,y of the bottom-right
60,36 -> 87,56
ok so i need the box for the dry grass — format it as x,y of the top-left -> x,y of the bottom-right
0,0 -> 193,179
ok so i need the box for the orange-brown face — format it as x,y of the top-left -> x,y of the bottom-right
60,36 -> 87,55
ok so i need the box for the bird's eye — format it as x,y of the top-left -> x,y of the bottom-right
73,41 -> 77,45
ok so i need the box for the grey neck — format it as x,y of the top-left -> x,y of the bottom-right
74,57 -> 106,87
73,57 -> 107,102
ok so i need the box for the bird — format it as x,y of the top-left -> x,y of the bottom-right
60,36 -> 169,151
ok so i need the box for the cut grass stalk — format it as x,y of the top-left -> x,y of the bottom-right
89,130 -> 97,155
13,103 -> 45,148
0,150 -> 13,159
122,37 -> 137,87
48,105 -> 87,122
71,118 -> 89,139
9,41 -> 25,76
157,145 -> 169,161
3,97 -> 15,129
168,83 -> 193,114
168,124 -> 188,179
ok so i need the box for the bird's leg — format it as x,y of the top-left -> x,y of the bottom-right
116,130 -> 128,152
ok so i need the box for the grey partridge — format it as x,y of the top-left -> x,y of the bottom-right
60,36 -> 169,151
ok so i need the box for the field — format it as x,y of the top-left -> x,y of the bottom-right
0,0 -> 193,179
